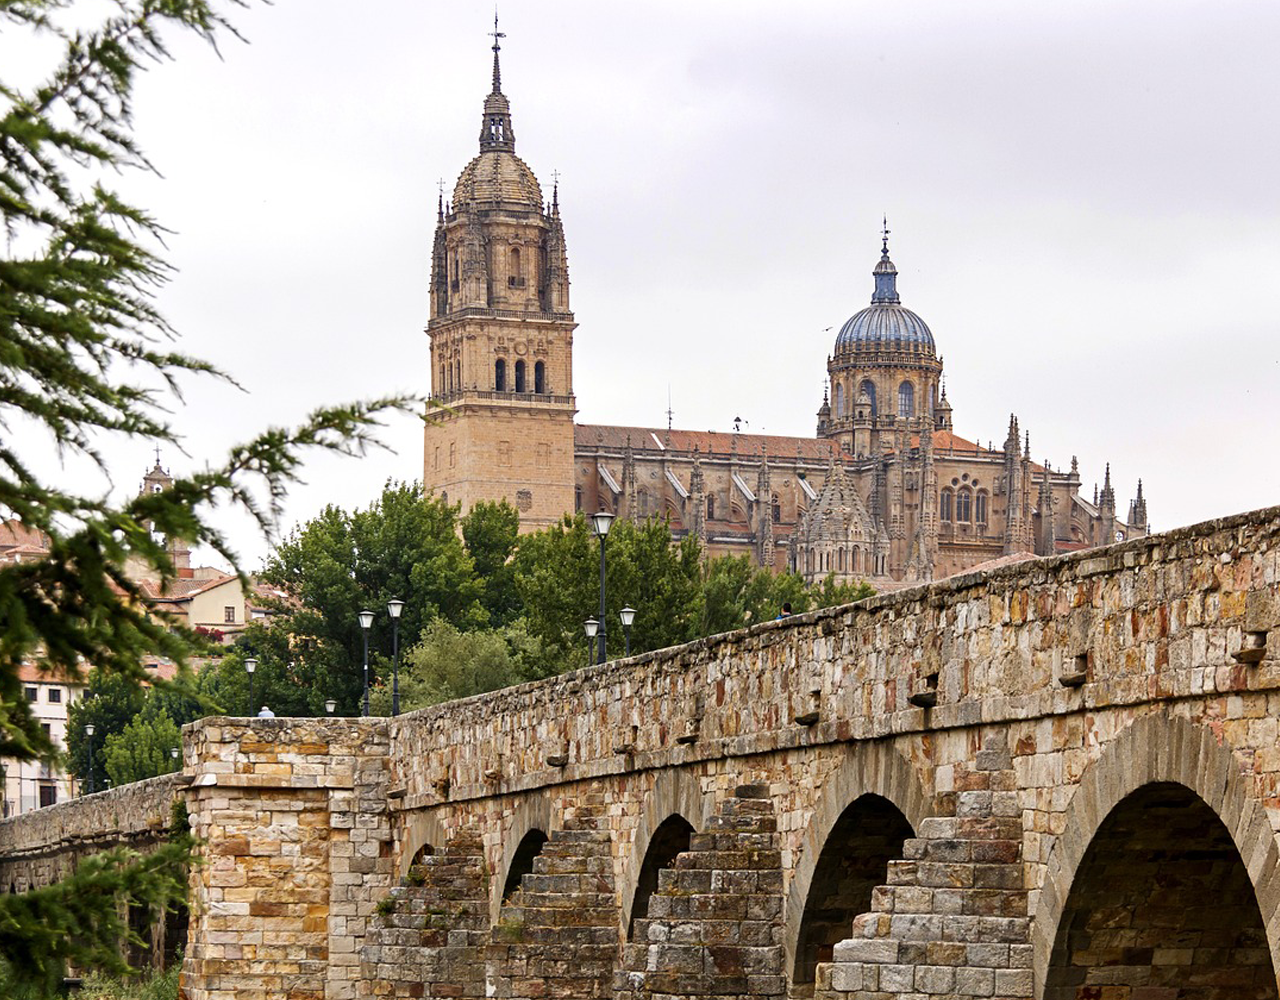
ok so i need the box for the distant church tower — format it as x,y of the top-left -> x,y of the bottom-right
422,21 -> 577,528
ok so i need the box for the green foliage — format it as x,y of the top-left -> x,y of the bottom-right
66,672 -> 146,792
0,0 -> 414,764
462,499 -> 521,626
261,482 -> 486,713
0,841 -> 190,996
368,620 -> 545,714
103,706 -> 182,787
511,515 -> 705,669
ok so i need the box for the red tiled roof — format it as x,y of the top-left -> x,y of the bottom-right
577,424 -> 848,462
0,520 -> 50,552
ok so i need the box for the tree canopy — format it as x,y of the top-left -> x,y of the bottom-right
0,0 -> 411,987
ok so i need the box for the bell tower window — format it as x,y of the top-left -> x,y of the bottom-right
495,359 -> 506,391
534,360 -> 545,394
835,383 -> 845,417
514,360 -> 526,393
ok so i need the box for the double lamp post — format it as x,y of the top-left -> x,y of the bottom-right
581,511 -> 637,663
359,598 -> 406,717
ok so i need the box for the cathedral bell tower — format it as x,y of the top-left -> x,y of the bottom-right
422,20 -> 577,529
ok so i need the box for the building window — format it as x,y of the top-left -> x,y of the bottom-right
24,687 -> 36,703
449,442 -> 456,468
495,359 -> 506,391
224,606 -> 236,624
433,446 -> 440,470
514,360 -> 526,393
455,359 -> 462,391
835,383 -> 844,417
976,490 -> 988,524
898,381 -> 915,419
537,442 -> 551,464
534,360 -> 545,394
706,495 -> 715,520
47,688 -> 61,704
640,489 -> 649,515
940,489 -> 953,521
956,487 -> 972,522
498,440 -> 512,467
860,379 -> 877,414
575,485 -> 582,512
39,784 -> 56,808
772,496 -> 781,523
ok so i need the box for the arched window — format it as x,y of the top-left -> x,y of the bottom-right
534,360 -> 545,394
439,363 -> 446,395
706,495 -> 715,520
956,487 -> 972,522
976,490 -> 988,524
859,379 -> 877,415
495,359 -> 506,391
455,360 -> 461,392
639,489 -> 649,515
772,496 -> 781,524
514,359 -> 526,393
940,489 -> 953,521
898,381 -> 915,419
835,383 -> 845,417
510,247 -> 521,277
852,547 -> 860,572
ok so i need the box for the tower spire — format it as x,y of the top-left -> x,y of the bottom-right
478,13 -> 516,152
871,221 -> 900,304
489,11 -> 505,94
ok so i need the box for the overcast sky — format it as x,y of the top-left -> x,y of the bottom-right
18,0 -> 1280,567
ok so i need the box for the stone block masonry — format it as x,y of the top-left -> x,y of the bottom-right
4,506 -> 1280,998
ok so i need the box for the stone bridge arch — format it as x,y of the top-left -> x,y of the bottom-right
782,741 -> 931,985
398,811 -> 448,877
618,767 -> 714,938
491,790 -> 554,923
1033,712 -> 1280,996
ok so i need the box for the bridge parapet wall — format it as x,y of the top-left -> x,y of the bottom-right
0,771 -> 184,891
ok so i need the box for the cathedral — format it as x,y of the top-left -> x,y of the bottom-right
421,31 -> 1148,590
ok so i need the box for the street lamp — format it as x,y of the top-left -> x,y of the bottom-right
244,657 -> 257,717
387,598 -> 406,716
325,698 -> 337,715
169,747 -> 180,770
589,511 -> 615,664
84,724 -> 95,795
358,609 -> 375,717
584,617 -> 599,664
619,606 -> 636,658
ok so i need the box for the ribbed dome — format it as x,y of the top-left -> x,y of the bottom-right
834,240 -> 936,354
453,150 -> 544,209
835,304 -> 935,352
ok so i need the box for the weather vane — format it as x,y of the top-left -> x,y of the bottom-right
881,215 -> 891,254
489,10 -> 504,53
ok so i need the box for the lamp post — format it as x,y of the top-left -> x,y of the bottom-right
244,657 -> 257,717
325,698 -> 337,715
589,512 -> 615,664
387,598 -> 405,716
584,617 -> 599,663
619,606 -> 636,658
84,724 -> 95,795
358,609 -> 374,717
169,747 -> 180,771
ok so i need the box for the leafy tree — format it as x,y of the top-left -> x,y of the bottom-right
461,499 -> 521,626
811,572 -> 876,609
0,841 -> 190,995
511,515 -> 704,669
195,622 -> 321,718
368,620 -> 545,714
66,672 -> 146,793
103,707 -> 182,787
261,482 -> 486,713
0,0 -> 411,985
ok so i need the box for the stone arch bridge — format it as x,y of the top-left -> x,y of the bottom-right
3,507 -> 1280,1000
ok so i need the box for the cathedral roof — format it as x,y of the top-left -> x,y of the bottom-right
452,150 -> 544,209
451,17 -> 544,211
576,424 -> 850,462
835,232 -> 936,354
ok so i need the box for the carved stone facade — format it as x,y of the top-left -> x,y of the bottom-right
420,36 -> 1148,586
4,506 -> 1280,998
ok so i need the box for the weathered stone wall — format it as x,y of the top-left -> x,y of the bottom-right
0,771 -> 183,892
8,506 -> 1280,999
